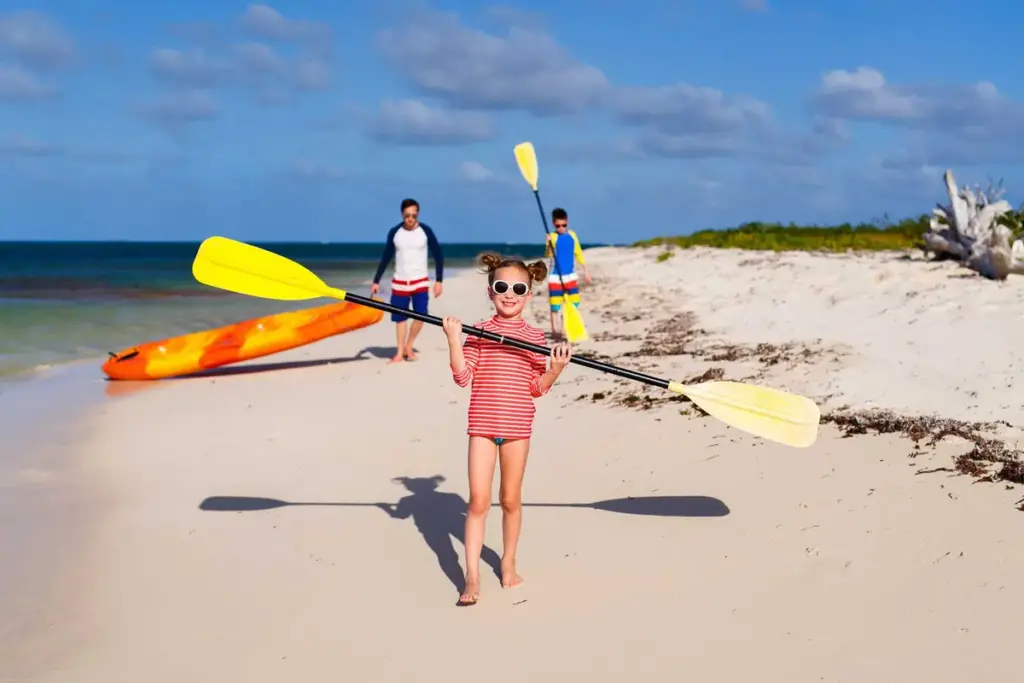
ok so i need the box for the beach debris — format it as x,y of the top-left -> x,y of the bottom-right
579,367 -> 726,414
619,312 -> 701,357
823,409 -> 1024,502
922,169 -> 1024,280
610,308 -> 843,372
695,340 -> 845,367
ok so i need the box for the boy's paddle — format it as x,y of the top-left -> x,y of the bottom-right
513,141 -> 589,344
191,236 -> 821,448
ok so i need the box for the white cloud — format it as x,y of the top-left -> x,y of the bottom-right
0,64 -> 55,100
811,66 -> 1024,165
241,4 -> 332,47
612,82 -> 773,135
234,41 -> 286,75
286,159 -> 345,183
458,161 -> 495,182
366,99 -> 496,145
0,133 -> 134,163
136,89 -> 218,127
141,5 -> 335,129
815,67 -> 921,120
376,9 -> 609,116
373,9 -> 837,161
293,57 -> 330,91
149,47 -> 233,87
0,11 -> 75,69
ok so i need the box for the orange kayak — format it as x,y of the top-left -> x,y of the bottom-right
102,301 -> 383,380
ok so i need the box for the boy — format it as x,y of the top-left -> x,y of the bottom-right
544,207 -> 591,339
370,198 -> 444,363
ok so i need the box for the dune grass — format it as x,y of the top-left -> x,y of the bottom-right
634,215 -> 933,253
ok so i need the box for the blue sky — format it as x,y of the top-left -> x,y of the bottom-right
1,0 -> 1022,243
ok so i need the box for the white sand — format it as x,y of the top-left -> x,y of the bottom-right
594,246 -> 1024,426
7,247 -> 1024,683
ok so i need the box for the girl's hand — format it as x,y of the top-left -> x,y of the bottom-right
442,316 -> 463,342
550,342 -> 572,371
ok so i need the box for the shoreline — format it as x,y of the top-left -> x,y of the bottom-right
0,262 -> 488,678
6,247 -> 1024,681
0,362 -> 112,679
0,266 -> 490,383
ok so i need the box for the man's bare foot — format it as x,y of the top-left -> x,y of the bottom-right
405,348 -> 418,361
458,576 -> 480,606
500,560 -> 523,589
388,354 -> 405,364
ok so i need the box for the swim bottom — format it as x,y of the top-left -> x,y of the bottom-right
548,272 -> 580,312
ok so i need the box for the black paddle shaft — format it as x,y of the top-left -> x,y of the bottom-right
344,292 -> 670,390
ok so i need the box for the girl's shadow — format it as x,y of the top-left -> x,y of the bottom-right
376,475 -> 502,592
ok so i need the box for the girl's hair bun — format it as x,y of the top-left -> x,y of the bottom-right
476,252 -> 503,272
476,252 -> 548,284
525,259 -> 548,282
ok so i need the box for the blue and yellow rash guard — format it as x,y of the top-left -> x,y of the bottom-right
545,229 -> 585,278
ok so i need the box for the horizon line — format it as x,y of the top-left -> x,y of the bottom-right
0,239 -> 624,246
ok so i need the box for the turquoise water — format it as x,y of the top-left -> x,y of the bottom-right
0,241 -> 553,379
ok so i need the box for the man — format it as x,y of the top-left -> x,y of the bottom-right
545,207 -> 591,339
370,198 -> 444,363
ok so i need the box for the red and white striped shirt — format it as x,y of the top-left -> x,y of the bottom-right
451,316 -> 550,440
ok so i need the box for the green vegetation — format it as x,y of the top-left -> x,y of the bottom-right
997,209 -> 1024,234
634,215 -> 935,252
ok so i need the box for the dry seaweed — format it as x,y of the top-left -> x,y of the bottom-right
609,310 -> 838,368
592,331 -> 642,343
823,410 -> 1024,491
621,313 -> 703,357
573,349 -> 617,363
581,367 -> 726,415
692,340 -> 840,367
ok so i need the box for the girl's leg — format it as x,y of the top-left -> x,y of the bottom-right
461,436 -> 497,604
497,438 -> 530,588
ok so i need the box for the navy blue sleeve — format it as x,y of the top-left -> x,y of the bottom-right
373,225 -> 400,284
422,223 -> 444,282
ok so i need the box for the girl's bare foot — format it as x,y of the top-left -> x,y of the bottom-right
458,575 -> 480,606
500,560 -> 523,588
405,347 -> 418,360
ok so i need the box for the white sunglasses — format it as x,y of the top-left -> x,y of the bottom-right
490,279 -> 530,297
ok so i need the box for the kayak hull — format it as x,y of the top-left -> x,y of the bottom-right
101,301 -> 383,381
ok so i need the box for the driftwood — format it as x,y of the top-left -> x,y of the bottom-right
923,169 -> 1024,280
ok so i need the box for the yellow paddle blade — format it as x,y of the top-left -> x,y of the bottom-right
562,302 -> 588,343
668,380 -> 821,448
514,141 -> 539,191
192,236 -> 347,302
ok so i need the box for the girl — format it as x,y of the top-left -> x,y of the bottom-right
442,253 -> 572,606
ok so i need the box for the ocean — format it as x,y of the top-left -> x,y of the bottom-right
0,241 -> 556,380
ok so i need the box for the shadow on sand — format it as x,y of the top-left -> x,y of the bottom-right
179,355 -> 367,378
354,346 -> 424,361
353,346 -> 402,360
198,476 -> 729,594
102,347 -> 398,398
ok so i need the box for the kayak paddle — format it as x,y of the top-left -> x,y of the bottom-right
513,141 -> 589,344
191,236 -> 821,448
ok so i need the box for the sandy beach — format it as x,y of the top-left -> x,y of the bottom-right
5,246 -> 1024,682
